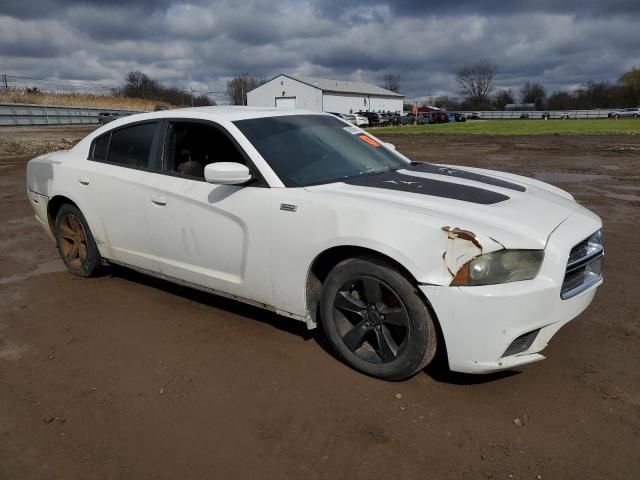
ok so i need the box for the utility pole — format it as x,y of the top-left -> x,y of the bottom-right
241,82 -> 245,106
2,74 -> 7,90
190,87 -> 194,107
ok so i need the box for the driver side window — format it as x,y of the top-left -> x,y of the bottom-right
164,122 -> 246,180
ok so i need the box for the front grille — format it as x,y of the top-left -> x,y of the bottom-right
503,329 -> 540,357
561,230 -> 604,299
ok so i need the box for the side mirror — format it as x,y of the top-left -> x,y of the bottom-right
204,162 -> 252,185
385,142 -> 396,151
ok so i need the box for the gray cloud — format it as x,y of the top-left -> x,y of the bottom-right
0,0 -> 639,101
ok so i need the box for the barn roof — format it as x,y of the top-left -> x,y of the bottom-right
281,74 -> 404,97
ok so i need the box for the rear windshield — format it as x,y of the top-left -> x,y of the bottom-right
233,115 -> 407,187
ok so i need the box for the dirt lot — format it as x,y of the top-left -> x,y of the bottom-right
1,127 -> 639,479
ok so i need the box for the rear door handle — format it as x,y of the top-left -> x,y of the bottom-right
78,177 -> 90,186
151,195 -> 167,206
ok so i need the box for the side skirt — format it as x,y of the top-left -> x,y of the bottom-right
106,259 -> 316,329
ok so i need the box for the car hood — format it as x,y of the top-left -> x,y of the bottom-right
305,163 -> 582,249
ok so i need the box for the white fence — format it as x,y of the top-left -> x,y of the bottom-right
0,102 -> 143,127
456,109 -> 615,120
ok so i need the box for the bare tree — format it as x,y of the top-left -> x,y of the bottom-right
493,89 -> 514,110
519,80 -> 546,109
123,71 -> 161,99
382,74 -> 401,93
121,71 -> 215,106
226,74 -> 266,105
456,59 -> 497,107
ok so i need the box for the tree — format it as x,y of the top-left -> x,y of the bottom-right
382,74 -> 401,93
433,95 -> 460,110
547,90 -> 575,110
456,59 -> 497,108
493,89 -> 514,110
619,67 -> 640,106
123,71 -> 161,99
519,80 -> 546,110
121,71 -> 215,106
226,74 -> 265,105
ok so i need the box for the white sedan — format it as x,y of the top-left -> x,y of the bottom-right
26,107 -> 603,380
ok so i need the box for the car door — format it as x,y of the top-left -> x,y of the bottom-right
76,120 -> 161,272
144,119 -> 273,305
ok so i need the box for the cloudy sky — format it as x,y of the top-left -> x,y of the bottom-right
1,0 -> 639,102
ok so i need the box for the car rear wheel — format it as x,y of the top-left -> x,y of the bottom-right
319,257 -> 437,380
54,204 -> 102,277
615,114 -> 621,119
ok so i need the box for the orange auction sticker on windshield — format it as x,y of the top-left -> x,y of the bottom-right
359,135 -> 380,147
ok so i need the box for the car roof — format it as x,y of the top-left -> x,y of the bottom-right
104,106 -> 329,127
73,107 -> 334,151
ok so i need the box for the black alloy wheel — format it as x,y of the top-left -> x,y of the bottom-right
333,276 -> 409,364
320,258 -> 437,380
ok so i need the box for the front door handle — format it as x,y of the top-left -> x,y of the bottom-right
151,195 -> 167,206
78,177 -> 90,186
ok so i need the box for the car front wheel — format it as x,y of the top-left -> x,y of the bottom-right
54,204 -> 102,277
320,257 -> 437,380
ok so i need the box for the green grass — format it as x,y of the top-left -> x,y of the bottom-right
368,119 -> 640,136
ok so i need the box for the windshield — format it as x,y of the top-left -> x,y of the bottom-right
233,114 -> 408,187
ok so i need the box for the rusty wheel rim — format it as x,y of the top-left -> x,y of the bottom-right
59,214 -> 88,267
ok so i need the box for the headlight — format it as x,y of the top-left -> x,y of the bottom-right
451,250 -> 544,286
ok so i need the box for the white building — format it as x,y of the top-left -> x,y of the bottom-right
246,74 -> 404,114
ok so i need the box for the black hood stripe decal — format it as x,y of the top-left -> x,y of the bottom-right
409,163 -> 526,192
343,171 -> 510,205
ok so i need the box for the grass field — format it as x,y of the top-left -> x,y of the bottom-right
369,119 -> 640,136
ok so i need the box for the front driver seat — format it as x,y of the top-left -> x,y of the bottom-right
175,149 -> 204,178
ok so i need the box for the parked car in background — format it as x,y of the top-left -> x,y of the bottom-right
400,113 -> 416,125
520,113 -> 530,119
541,112 -> 551,120
453,113 -> 466,122
353,114 -> 369,127
154,104 -> 170,111
416,112 -> 431,124
386,112 -> 401,126
328,112 -> 370,127
26,107 -> 604,380
429,111 -> 449,123
447,113 -> 456,122
341,114 -> 358,125
469,112 -> 481,120
358,111 -> 381,126
378,113 -> 390,126
97,112 -> 125,125
560,113 -> 570,120
608,108 -> 640,119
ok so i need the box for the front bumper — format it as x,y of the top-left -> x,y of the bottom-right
422,207 -> 603,374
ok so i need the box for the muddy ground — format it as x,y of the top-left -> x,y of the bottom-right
1,126 -> 639,479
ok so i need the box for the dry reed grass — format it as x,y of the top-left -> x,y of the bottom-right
0,89 -> 173,111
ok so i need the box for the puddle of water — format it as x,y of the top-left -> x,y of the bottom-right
534,172 -> 610,183
604,192 -> 640,202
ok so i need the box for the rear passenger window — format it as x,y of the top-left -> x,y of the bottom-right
92,134 -> 110,161
106,122 -> 157,168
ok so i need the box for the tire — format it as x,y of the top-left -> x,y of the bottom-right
615,114 -> 620,119
54,203 -> 102,277
634,114 -> 638,119
319,257 -> 437,380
